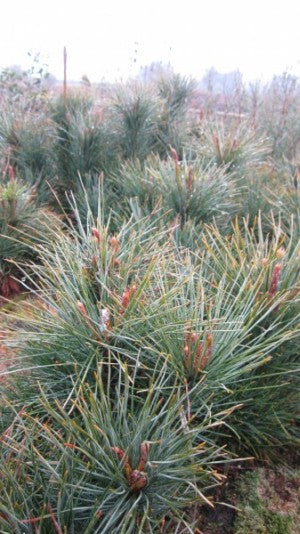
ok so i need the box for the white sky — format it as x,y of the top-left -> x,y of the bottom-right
0,0 -> 299,82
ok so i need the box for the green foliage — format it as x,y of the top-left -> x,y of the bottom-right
0,176 -> 59,299
234,161 -> 300,238
193,118 -> 270,172
196,218 -> 300,454
50,91 -> 118,199
110,84 -> 159,161
1,201 -> 172,408
114,153 -> 238,231
0,105 -> 56,202
2,197 -> 299,458
155,74 -> 196,156
0,68 -> 300,532
0,365 -> 226,533
157,74 -> 195,119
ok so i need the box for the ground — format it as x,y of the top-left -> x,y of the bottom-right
198,465 -> 300,534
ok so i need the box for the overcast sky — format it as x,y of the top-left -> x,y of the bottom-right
1,0 -> 299,82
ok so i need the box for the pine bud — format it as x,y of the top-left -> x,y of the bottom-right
121,287 -> 130,310
111,447 -> 132,480
91,227 -> 101,244
77,301 -> 88,317
191,332 -> 199,343
8,165 -> 15,181
110,236 -> 119,253
170,146 -> 179,165
186,166 -> 194,191
276,247 -> 285,259
193,341 -> 203,370
7,276 -> 21,295
199,333 -> 213,370
268,263 -> 282,300
137,442 -> 150,471
111,446 -> 125,460
183,344 -> 190,356
129,469 -> 148,492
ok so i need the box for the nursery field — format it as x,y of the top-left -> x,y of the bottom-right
0,70 -> 299,533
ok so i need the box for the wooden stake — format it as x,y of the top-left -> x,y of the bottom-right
63,46 -> 67,111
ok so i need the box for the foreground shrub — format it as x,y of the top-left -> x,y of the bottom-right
2,196 -> 299,457
0,183 -> 299,532
0,365 -> 227,533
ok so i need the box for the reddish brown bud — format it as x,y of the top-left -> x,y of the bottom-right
193,341 -> 203,370
123,460 -> 132,481
268,263 -> 282,300
77,301 -> 88,317
186,166 -> 194,191
111,446 -> 132,480
7,276 -> 21,295
110,236 -> 120,253
8,165 -> 15,181
191,332 -> 199,343
170,146 -> 179,165
121,287 -> 130,310
183,344 -> 190,356
199,333 -> 213,370
276,247 -> 285,259
120,284 -> 137,312
91,227 -> 101,244
128,469 -> 148,492
137,442 -> 150,471
111,446 -> 125,460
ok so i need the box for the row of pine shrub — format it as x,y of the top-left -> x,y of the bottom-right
0,68 -> 299,532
